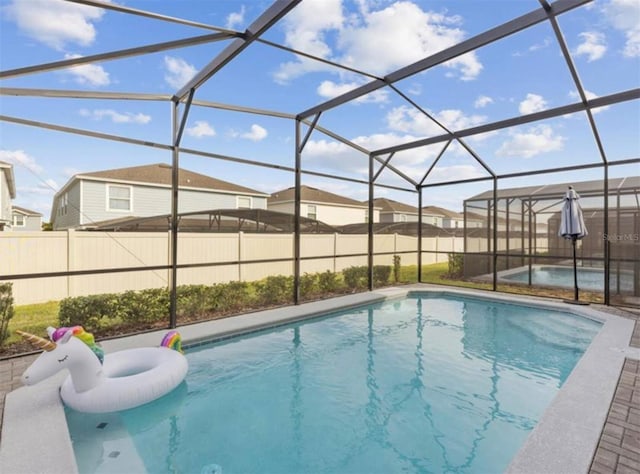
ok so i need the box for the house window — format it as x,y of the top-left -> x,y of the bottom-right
108,185 -> 132,211
237,196 -> 251,209
364,209 -> 369,223
13,214 -> 25,226
59,192 -> 68,216
307,205 -> 317,220
400,214 -> 407,222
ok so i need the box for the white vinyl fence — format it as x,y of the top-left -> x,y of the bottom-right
1,230 -> 475,305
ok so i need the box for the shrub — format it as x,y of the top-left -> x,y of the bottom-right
318,271 -> 342,293
299,272 -> 319,299
176,285 -> 210,318
343,266 -> 368,290
373,265 -> 391,286
0,283 -> 15,347
209,281 -> 253,313
59,288 -> 169,329
255,275 -> 293,306
120,288 -> 169,324
59,293 -> 116,328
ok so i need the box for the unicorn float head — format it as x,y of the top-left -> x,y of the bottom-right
18,326 -> 105,393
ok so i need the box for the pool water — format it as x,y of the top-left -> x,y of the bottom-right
501,266 -> 633,292
66,293 -> 601,474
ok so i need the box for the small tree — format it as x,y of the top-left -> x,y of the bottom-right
447,253 -> 464,279
393,255 -> 401,283
0,283 -> 15,347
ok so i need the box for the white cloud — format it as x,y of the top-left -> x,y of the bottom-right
79,108 -> 151,124
5,0 -> 107,50
226,5 -> 246,29
427,164 -> 486,182
275,0 -> 482,83
273,0 -> 344,83
387,105 -> 486,136
604,0 -> 640,57
496,125 -> 564,158
164,56 -> 197,89
474,95 -> 493,108
63,53 -> 110,86
407,83 -> 422,95
529,37 -> 552,52
241,124 -> 268,142
186,121 -> 216,138
574,31 -> 607,61
0,149 -> 43,173
18,180 -> 58,195
519,93 -> 548,115
317,80 -> 389,103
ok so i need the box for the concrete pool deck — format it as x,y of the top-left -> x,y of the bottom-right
0,285 -> 638,474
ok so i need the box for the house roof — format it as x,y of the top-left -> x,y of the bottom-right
465,177 -> 640,201
370,198 -> 418,214
12,206 -> 42,216
268,185 -> 367,208
0,160 -> 16,199
73,163 -> 269,196
421,205 -> 463,219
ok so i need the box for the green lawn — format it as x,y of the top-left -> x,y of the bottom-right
6,301 -> 59,345
399,262 -> 493,290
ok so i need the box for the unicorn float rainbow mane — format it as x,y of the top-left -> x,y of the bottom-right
51,326 -> 105,364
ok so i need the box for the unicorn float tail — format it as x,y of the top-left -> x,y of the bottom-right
160,330 -> 183,354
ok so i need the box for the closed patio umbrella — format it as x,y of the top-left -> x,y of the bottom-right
559,186 -> 588,303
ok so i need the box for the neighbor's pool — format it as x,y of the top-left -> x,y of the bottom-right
65,293 -> 602,474
500,265 -> 634,293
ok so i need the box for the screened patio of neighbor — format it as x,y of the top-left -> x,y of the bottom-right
461,177 -> 640,307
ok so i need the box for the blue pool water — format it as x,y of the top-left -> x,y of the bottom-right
501,266 -> 633,292
66,293 -> 601,474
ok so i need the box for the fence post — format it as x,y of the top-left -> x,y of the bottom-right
394,233 -> 398,259
238,231 -> 243,281
66,229 -> 75,298
333,232 -> 338,273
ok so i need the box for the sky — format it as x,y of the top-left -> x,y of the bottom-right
0,0 -> 639,222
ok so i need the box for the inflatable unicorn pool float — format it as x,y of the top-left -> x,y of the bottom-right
18,326 -> 188,413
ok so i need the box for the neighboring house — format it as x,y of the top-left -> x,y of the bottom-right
11,206 -> 43,231
0,161 -> 16,231
268,185 -> 380,226
370,198 -> 419,223
51,163 -> 270,230
421,206 -> 464,228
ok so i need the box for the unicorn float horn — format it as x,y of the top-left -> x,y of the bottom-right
17,330 -> 57,352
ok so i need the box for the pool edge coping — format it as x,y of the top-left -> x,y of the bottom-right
1,285 -> 637,474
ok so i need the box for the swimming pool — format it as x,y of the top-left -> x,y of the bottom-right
499,265 -> 634,293
64,292 -> 601,473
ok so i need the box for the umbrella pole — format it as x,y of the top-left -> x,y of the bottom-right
572,236 -> 579,301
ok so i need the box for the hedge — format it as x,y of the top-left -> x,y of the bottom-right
57,266 -> 393,330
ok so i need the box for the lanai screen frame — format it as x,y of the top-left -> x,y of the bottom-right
1,0 -> 639,326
